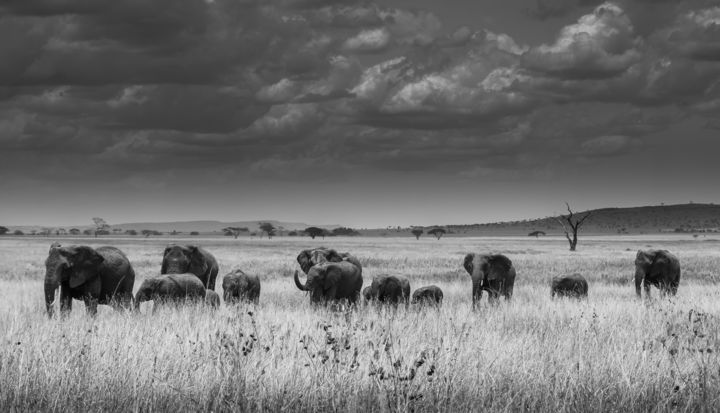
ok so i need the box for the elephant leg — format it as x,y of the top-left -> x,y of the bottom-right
472,282 -> 483,310
59,287 -> 73,315
644,282 -> 651,298
669,282 -> 679,296
84,296 -> 98,316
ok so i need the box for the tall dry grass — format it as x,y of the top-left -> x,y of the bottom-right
1,235 -> 720,411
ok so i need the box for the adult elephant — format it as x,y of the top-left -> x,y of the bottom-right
365,274 -> 411,307
551,274 -> 588,299
44,244 -> 135,317
463,253 -> 516,308
161,244 -> 219,290
634,249 -> 680,298
296,248 -> 362,274
134,273 -> 206,313
294,261 -> 363,305
411,285 -> 444,306
222,269 -> 261,304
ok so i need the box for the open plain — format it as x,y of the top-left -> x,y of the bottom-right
1,235 -> 720,412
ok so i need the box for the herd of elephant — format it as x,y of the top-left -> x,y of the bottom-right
42,243 -> 682,316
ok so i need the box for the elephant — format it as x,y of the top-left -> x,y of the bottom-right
161,244 -> 219,290
205,290 -> 221,309
222,269 -> 261,304
365,274 -> 411,307
362,286 -> 372,302
634,249 -> 680,298
134,273 -> 206,313
294,260 -> 363,305
551,274 -> 588,299
411,285 -> 444,306
44,244 -> 135,317
463,253 -> 516,308
296,247 -> 362,274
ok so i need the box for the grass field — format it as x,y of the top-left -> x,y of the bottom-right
1,235 -> 720,412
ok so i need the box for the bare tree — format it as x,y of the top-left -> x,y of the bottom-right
411,227 -> 423,240
552,202 -> 593,251
92,217 -> 110,238
223,227 -> 248,239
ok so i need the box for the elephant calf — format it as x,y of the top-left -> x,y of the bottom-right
222,269 -> 261,304
205,290 -> 221,309
366,274 -> 411,307
134,273 -> 206,313
551,274 -> 588,299
411,285 -> 444,306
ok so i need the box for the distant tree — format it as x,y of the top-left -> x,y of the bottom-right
427,228 -> 446,240
528,230 -> 546,238
304,227 -> 327,239
0,226 -> 8,235
331,227 -> 360,236
30,230 -> 37,236
69,228 -> 81,235
125,229 -> 138,236
56,228 -> 67,236
411,227 -> 424,240
92,217 -> 110,238
82,229 -> 92,236
170,230 -> 181,236
259,222 -> 276,239
40,227 -> 53,236
288,231 -> 298,236
222,227 -> 248,239
13,230 -> 24,236
552,202 -> 593,252
190,231 -> 199,236
141,229 -> 158,238
112,228 -> 123,235
250,232 -> 257,237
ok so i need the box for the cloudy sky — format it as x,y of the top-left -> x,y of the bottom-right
1,0 -> 719,228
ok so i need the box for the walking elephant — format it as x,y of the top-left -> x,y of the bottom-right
365,274 -> 411,307
134,273 -> 206,313
551,274 -> 588,299
634,249 -> 680,298
222,269 -> 261,304
296,248 -> 362,274
411,285 -> 444,306
44,244 -> 135,317
205,290 -> 221,309
161,244 -> 219,290
463,253 -> 516,308
294,261 -> 363,305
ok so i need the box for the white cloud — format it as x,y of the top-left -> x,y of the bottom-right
342,28 -> 391,53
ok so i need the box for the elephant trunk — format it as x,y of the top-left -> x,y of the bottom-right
44,279 -> 58,317
294,270 -> 310,291
634,268 -> 644,298
134,291 -> 148,311
164,262 -> 184,274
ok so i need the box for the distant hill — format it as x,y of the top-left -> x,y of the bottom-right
361,203 -> 720,237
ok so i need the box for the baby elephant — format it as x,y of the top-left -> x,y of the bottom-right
222,269 -> 261,304
134,273 -> 206,313
205,290 -> 221,309
411,285 -> 444,306
366,274 -> 411,307
551,273 -> 589,299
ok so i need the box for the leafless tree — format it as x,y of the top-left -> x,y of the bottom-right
552,202 -> 592,251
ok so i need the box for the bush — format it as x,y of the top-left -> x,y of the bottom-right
190,231 -> 199,236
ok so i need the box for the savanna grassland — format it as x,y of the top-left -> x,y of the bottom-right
1,235 -> 720,412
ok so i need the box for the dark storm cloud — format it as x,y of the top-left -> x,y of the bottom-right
1,0 -> 719,194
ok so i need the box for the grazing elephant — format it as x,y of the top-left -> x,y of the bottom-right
222,269 -> 261,304
294,261 -> 363,305
205,290 -> 221,309
411,285 -> 444,306
634,249 -> 680,298
134,273 -> 206,313
365,274 -> 411,307
463,253 -> 516,308
551,274 -> 588,299
44,244 -> 135,317
161,244 -> 219,290
296,248 -> 362,274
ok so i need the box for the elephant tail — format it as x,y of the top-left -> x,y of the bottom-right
294,270 -> 309,291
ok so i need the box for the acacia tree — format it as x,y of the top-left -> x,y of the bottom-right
92,217 -> 110,238
259,222 -> 276,239
0,226 -> 8,235
304,227 -> 327,239
223,227 -> 248,239
552,202 -> 593,251
427,228 -> 446,240
411,227 -> 424,240
69,228 -> 80,235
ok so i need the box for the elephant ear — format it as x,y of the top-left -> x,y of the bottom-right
188,245 -> 209,274
648,252 -> 669,279
160,245 -> 173,274
635,250 -> 651,267
462,254 -> 474,274
487,255 -> 512,281
62,246 -> 104,288
297,250 -> 313,274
